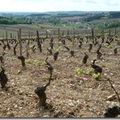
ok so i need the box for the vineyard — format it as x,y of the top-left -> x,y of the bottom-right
0,26 -> 120,118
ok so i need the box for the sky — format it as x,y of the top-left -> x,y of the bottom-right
0,0 -> 119,12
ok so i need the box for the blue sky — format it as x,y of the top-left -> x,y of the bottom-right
0,0 -> 119,12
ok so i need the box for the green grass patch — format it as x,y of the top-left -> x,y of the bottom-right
26,59 -> 45,66
75,67 -> 94,76
92,73 -> 101,81
75,67 -> 101,80
106,45 -> 113,49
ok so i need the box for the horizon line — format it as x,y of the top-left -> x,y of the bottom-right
0,10 -> 119,13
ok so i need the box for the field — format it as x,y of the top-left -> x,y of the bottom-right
0,24 -> 120,118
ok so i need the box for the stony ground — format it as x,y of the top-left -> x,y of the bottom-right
0,36 -> 120,118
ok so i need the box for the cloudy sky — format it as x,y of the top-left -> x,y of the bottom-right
0,0 -> 119,12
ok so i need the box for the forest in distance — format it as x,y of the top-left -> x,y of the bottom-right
0,11 -> 120,29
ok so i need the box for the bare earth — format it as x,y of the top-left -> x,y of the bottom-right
0,36 -> 120,118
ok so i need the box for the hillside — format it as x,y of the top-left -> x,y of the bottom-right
0,11 -> 120,29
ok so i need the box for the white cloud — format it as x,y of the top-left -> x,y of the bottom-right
0,0 -> 119,12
